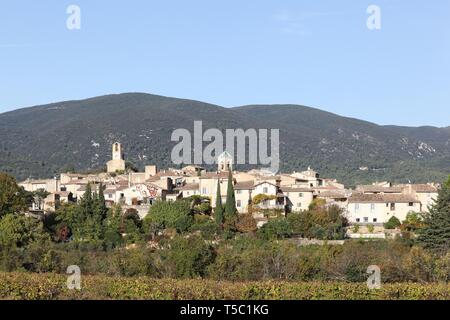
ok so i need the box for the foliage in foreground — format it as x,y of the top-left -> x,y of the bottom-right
0,272 -> 449,300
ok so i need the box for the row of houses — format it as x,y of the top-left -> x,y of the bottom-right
19,143 -> 440,225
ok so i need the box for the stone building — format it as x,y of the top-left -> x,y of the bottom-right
107,142 -> 126,173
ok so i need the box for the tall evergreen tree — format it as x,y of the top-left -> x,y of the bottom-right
215,179 -> 224,225
81,183 -> 93,216
103,204 -> 123,249
224,170 -> 237,218
418,176 -> 450,252
97,183 -> 107,219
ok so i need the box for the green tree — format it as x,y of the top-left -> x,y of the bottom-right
258,218 -> 292,240
418,176 -> 450,252
104,204 -> 123,249
55,184 -> 108,244
401,212 -> 425,232
214,179 -> 224,225
87,185 -> 108,242
189,215 -> 219,240
97,183 -> 107,217
80,183 -> 93,216
0,173 -> 28,217
224,171 -> 237,230
55,203 -> 82,241
144,200 -> 193,234
384,216 -> 402,230
287,204 -> 347,240
121,208 -> 143,244
0,214 -> 48,248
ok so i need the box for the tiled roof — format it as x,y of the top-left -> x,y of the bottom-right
178,183 -> 199,191
199,172 -> 230,179
349,193 -> 419,203
281,187 -> 314,193
234,181 -> 255,190
317,191 -> 348,198
356,185 -> 403,193
396,184 -> 439,193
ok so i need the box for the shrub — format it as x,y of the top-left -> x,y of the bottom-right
258,218 -> 292,240
236,214 -> 257,233
144,200 -> 193,234
287,205 -> 347,240
189,217 -> 219,240
384,216 -> 401,230
157,235 -> 215,278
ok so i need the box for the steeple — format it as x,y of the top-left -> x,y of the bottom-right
217,151 -> 233,172
107,142 -> 126,173
112,142 -> 123,160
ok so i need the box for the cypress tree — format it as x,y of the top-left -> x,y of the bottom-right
215,179 -> 224,225
224,170 -> 237,218
98,183 -> 107,219
81,183 -> 93,215
418,176 -> 450,252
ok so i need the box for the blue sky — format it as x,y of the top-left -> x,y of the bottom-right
0,0 -> 449,126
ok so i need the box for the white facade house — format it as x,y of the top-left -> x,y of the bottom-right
348,193 -> 421,224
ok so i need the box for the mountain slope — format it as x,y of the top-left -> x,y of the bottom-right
1,93 -> 449,185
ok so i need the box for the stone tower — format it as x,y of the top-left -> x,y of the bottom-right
107,142 -> 126,173
217,151 -> 233,172
112,142 -> 123,160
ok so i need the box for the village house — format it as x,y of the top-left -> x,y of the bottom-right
347,193 -> 421,224
355,182 -> 438,213
19,143 -> 440,230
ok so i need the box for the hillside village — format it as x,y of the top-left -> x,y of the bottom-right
19,143 -> 440,238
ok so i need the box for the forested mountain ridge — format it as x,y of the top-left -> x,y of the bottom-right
0,92 -> 449,186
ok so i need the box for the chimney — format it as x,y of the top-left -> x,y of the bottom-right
145,165 -> 157,179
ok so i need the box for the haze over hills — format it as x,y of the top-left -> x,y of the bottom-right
0,92 -> 449,186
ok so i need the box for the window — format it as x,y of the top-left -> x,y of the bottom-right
355,203 -> 360,212
390,203 -> 396,211
373,218 -> 377,223
108,194 -> 113,199
202,188 -> 207,194
370,203 -> 375,212
236,190 -> 242,194
356,218 -> 360,222
237,200 -> 241,207
364,217 -> 369,223
409,202 -> 414,207
299,193 -> 303,197
60,187 -> 67,192
297,203 -> 302,208
263,187 -> 268,194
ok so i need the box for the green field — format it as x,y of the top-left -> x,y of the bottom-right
0,272 -> 449,300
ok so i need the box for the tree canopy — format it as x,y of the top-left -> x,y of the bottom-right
418,176 -> 450,252
0,173 -> 28,217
